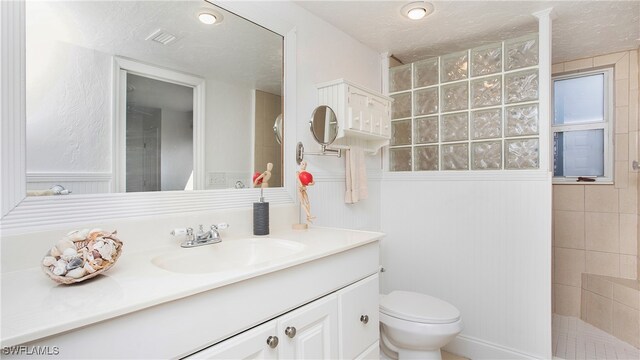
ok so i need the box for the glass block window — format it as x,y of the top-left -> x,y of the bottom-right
388,34 -> 540,172
552,68 -> 613,182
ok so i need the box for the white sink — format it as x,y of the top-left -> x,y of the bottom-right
152,238 -> 305,274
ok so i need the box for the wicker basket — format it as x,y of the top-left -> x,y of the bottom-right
42,232 -> 123,285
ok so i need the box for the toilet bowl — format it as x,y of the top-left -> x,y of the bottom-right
379,291 -> 463,360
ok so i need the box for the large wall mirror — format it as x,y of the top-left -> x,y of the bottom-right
25,0 -> 283,195
0,0 -> 296,232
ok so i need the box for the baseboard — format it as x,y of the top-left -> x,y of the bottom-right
444,334 -> 545,360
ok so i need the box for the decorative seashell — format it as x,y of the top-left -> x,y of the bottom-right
61,247 -> 79,261
50,246 -> 62,257
98,242 -> 113,261
65,267 -> 87,278
56,239 -> 75,253
42,256 -> 57,267
83,262 -> 97,274
42,229 -> 122,284
52,259 -> 68,276
81,248 -> 93,261
65,230 -> 85,242
88,229 -> 106,241
66,257 -> 83,270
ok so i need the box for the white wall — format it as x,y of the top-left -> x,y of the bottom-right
380,175 -> 552,359
221,1 -> 384,230
26,41 -> 112,173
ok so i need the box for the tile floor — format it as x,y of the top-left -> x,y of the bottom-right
553,314 -> 640,360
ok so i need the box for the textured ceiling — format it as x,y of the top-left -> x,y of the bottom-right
26,1 -> 283,95
296,1 -> 640,64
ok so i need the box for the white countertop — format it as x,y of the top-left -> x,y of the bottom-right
0,226 -> 383,347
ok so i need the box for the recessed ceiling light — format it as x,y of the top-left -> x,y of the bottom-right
401,1 -> 434,20
198,9 -> 223,25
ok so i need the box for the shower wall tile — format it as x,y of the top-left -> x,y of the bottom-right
391,119 -> 412,146
441,112 -> 468,142
471,43 -> 502,77
441,143 -> 469,170
472,141 -> 502,170
414,87 -> 439,116
505,69 -> 539,104
471,108 -> 502,140
506,104 -> 539,136
505,138 -> 539,169
441,51 -> 468,83
391,92 -> 412,119
390,64 -> 412,92
414,116 -> 439,144
471,75 -> 502,108
390,147 -> 412,171
441,82 -> 469,112
414,145 -> 439,171
414,57 -> 439,88
505,34 -> 539,71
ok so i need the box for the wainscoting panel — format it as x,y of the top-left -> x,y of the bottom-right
304,175 -> 381,232
26,172 -> 112,195
380,174 -> 552,359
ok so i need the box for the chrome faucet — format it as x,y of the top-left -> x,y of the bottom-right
171,223 -> 229,248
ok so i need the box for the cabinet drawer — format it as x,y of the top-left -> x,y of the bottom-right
337,274 -> 379,359
347,87 -> 367,132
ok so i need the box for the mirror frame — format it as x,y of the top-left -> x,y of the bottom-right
0,1 -> 297,235
309,105 -> 338,146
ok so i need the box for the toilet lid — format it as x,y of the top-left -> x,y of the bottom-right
380,291 -> 460,324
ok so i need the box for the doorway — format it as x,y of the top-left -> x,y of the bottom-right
113,57 -> 205,192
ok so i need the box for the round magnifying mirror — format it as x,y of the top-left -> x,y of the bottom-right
309,105 -> 338,146
273,114 -> 283,145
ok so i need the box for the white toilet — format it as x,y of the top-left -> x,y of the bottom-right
379,291 -> 463,360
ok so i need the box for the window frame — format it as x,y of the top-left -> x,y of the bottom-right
551,67 -> 614,184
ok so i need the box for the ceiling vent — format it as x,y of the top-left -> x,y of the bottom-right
145,29 -> 177,45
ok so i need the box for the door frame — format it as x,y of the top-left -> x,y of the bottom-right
112,56 -> 205,192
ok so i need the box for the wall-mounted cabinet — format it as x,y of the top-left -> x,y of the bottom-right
318,79 -> 392,154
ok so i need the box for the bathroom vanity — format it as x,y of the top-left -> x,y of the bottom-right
1,227 -> 382,359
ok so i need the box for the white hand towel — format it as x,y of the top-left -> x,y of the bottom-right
345,147 -> 368,204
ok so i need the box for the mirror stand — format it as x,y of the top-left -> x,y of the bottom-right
296,142 -> 341,165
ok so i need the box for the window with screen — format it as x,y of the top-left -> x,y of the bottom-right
552,68 -> 613,183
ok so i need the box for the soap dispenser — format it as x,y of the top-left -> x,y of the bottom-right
252,163 -> 273,235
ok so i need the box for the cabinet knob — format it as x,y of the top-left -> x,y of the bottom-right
360,315 -> 369,324
285,326 -> 297,338
266,336 -> 279,349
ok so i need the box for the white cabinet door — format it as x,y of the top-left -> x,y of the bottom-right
278,293 -> 339,359
337,274 -> 380,359
185,319 -> 279,359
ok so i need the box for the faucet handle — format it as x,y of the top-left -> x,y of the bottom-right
214,223 -> 229,230
171,228 -> 190,236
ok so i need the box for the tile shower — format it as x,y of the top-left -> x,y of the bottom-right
388,34 -> 540,172
552,49 -> 640,354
